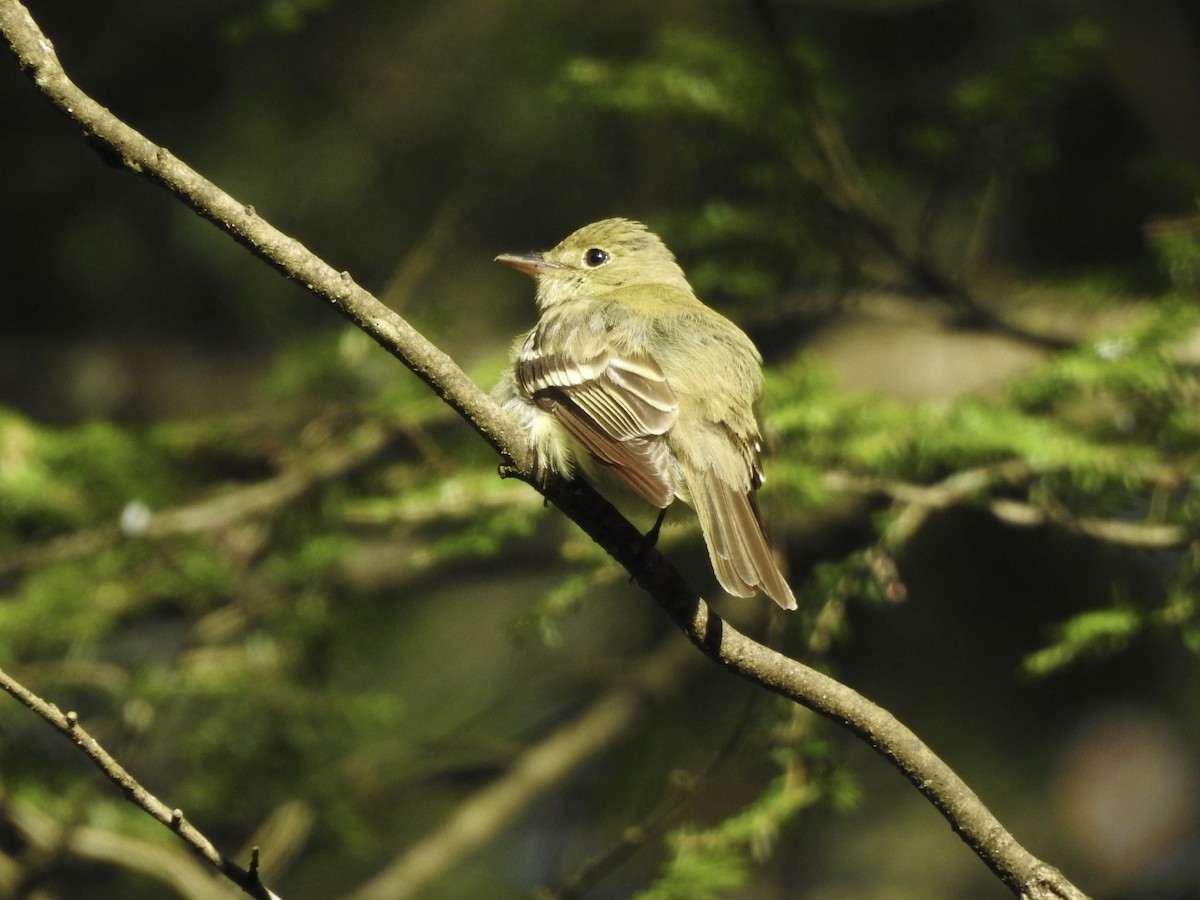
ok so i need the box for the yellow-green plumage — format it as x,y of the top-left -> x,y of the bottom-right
495,218 -> 796,610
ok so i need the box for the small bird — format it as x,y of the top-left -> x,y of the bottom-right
494,218 -> 796,611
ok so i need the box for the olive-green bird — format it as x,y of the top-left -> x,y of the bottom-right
494,218 -> 796,611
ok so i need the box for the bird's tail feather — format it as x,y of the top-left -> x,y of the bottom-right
686,467 -> 797,610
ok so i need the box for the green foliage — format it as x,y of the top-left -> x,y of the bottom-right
772,366 -> 1132,484
0,332 -> 545,890
562,29 -> 793,134
0,412 -> 179,543
638,722 -> 829,900
1012,301 -> 1200,431
757,295 -> 1200,679
769,301 -> 1199,478
261,327 -> 445,424
1021,602 -> 1142,676
0,411 -> 83,527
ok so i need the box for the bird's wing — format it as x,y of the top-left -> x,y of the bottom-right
516,335 -> 680,508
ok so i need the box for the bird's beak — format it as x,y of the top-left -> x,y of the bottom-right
494,252 -> 562,276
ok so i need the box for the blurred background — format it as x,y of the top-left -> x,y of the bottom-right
3,0 -> 1200,897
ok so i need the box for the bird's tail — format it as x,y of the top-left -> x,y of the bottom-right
686,466 -> 797,611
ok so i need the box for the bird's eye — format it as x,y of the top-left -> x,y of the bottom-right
583,247 -> 610,268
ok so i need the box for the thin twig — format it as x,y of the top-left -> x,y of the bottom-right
0,666 -> 281,900
377,193 -> 465,314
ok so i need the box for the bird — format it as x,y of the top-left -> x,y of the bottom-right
493,218 -> 796,611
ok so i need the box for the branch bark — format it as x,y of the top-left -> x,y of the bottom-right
0,3 -> 1088,898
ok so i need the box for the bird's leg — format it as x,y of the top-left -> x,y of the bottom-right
644,507 -> 668,550
629,508 -> 669,583
497,462 -> 555,506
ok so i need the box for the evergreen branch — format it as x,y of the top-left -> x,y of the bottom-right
0,666 -> 281,900
989,499 -> 1187,548
0,201 -> 464,581
0,4 -> 1089,898
0,419 -> 390,578
826,464 -> 1190,550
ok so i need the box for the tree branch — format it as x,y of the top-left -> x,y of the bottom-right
0,3 -> 1088,898
826,464 -> 1190,550
0,666 -> 280,900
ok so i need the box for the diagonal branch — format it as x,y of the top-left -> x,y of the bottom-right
0,3 -> 1087,898
0,666 -> 280,900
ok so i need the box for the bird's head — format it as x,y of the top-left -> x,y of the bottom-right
496,218 -> 691,308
